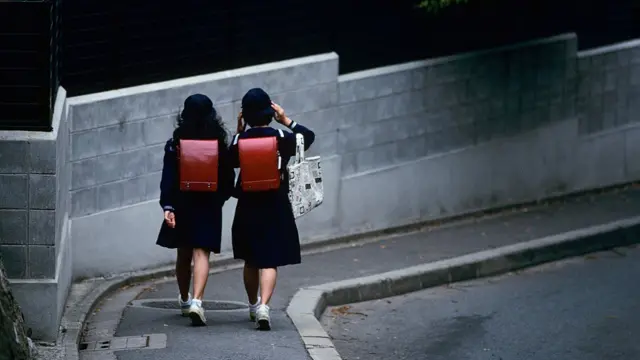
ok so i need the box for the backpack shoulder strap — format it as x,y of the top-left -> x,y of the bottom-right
276,130 -> 285,169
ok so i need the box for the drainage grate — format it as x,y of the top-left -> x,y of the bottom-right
79,334 -> 166,352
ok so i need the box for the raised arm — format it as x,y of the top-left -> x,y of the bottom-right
279,120 -> 315,157
159,139 -> 178,212
271,102 -> 315,157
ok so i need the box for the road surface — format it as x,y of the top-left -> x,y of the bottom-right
322,245 -> 640,360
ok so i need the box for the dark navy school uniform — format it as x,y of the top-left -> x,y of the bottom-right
156,138 -> 236,253
230,121 -> 315,268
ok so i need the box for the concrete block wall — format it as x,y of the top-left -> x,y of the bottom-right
576,39 -> 640,133
67,53 -> 339,219
331,35 -> 640,235
0,88 -> 72,341
333,34 -> 576,178
0,139 -> 56,280
66,54 -> 340,277
58,35 -> 640,279
327,34 -> 576,234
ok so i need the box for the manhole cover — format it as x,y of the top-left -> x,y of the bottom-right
129,299 -> 247,311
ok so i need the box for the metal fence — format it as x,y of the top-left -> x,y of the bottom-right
59,0 -> 640,99
0,0 -> 638,130
0,0 -> 58,131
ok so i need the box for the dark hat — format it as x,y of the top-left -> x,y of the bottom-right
241,88 -> 275,119
181,94 -> 216,121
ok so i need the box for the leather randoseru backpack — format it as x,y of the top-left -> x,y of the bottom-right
237,134 -> 282,192
178,139 -> 219,192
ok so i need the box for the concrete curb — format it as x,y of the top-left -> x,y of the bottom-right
58,278 -> 125,360
286,215 -> 640,360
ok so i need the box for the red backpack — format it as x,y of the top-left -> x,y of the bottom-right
235,130 -> 284,192
177,139 -> 219,192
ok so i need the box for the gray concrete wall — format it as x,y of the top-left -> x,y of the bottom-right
329,35 -> 640,235
65,53 -> 339,278
57,35 -> 640,279
0,88 -> 72,341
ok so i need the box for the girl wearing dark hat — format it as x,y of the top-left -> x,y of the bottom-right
229,88 -> 316,330
156,94 -> 236,326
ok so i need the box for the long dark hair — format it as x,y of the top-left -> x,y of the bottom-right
172,95 -> 229,148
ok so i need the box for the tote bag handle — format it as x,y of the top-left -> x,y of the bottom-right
294,133 -> 305,164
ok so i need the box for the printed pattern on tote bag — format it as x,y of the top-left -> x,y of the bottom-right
288,133 -> 324,218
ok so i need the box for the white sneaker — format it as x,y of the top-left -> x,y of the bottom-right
249,297 -> 261,322
188,299 -> 206,326
178,293 -> 192,317
255,304 -> 271,331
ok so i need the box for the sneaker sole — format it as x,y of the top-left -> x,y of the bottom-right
189,311 -> 207,326
257,319 -> 271,331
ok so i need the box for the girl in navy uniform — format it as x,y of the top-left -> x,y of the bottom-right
156,94 -> 235,326
230,88 -> 315,330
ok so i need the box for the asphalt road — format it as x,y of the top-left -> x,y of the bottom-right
322,245 -> 640,360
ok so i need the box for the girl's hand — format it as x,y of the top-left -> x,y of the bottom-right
164,211 -> 176,228
271,102 -> 291,127
237,111 -> 245,133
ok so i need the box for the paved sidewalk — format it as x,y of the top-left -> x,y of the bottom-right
90,187 -> 640,360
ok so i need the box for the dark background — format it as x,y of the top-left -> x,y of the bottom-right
1,0 -> 638,130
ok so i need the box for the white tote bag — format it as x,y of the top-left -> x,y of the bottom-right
288,133 -> 324,218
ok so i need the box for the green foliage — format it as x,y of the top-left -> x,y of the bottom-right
417,0 -> 469,12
